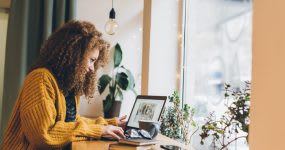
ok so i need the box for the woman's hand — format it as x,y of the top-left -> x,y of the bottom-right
102,125 -> 125,140
116,115 -> 127,129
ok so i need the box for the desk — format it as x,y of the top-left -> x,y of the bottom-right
72,134 -> 195,150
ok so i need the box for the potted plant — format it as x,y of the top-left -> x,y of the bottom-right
160,91 -> 197,145
199,81 -> 250,150
98,43 -> 137,118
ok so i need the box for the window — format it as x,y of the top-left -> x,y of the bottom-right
182,0 -> 252,149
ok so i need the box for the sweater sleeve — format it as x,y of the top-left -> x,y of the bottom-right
76,116 -> 108,125
105,118 -> 118,126
19,71 -> 103,149
76,115 -> 118,126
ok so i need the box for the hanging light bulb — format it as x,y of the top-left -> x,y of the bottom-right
105,0 -> 118,35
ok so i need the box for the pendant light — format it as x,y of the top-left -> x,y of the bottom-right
105,0 -> 118,35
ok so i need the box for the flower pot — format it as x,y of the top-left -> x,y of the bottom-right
104,101 -> 121,118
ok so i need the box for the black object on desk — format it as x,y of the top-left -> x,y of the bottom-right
160,144 -> 185,150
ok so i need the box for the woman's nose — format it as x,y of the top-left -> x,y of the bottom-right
89,66 -> 94,72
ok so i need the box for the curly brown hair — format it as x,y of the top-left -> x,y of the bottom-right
30,20 -> 110,98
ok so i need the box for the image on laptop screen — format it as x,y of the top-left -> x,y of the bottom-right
126,95 -> 166,129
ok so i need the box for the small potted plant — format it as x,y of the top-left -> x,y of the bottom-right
199,81 -> 250,150
98,43 -> 137,118
160,91 -> 196,145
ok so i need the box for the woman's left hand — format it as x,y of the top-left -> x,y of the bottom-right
116,115 -> 127,129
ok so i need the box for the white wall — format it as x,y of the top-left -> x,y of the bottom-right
148,0 -> 182,96
0,10 -> 8,133
77,0 -> 143,117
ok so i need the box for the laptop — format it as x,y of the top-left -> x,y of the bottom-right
120,95 -> 167,145
125,95 -> 167,130
102,95 -> 167,141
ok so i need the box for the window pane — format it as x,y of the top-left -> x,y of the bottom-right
182,0 -> 252,149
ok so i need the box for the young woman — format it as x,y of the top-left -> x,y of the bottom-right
1,20 -> 126,149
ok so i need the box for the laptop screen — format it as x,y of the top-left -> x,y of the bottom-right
126,95 -> 167,129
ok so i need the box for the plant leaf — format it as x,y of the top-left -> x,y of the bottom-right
115,87 -> 123,101
109,85 -> 116,96
120,66 -> 137,95
103,94 -> 113,113
121,66 -> 136,90
98,75 -> 112,94
114,43 -> 123,68
116,72 -> 129,90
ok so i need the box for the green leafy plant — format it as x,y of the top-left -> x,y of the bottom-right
160,91 -> 196,145
200,81 -> 250,150
98,43 -> 136,117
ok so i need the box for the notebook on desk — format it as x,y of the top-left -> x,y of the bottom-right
109,143 -> 154,150
118,138 -> 158,146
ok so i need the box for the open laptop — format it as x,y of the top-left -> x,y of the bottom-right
119,95 -> 167,145
102,95 -> 167,141
125,95 -> 167,130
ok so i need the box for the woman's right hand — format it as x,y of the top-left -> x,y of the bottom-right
102,125 -> 125,140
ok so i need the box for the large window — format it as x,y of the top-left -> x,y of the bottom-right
182,0 -> 252,149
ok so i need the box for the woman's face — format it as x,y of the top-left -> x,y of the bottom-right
86,48 -> 100,73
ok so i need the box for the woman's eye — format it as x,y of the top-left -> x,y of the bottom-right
90,58 -> 95,62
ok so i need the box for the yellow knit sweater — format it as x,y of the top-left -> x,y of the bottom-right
1,68 -> 117,150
